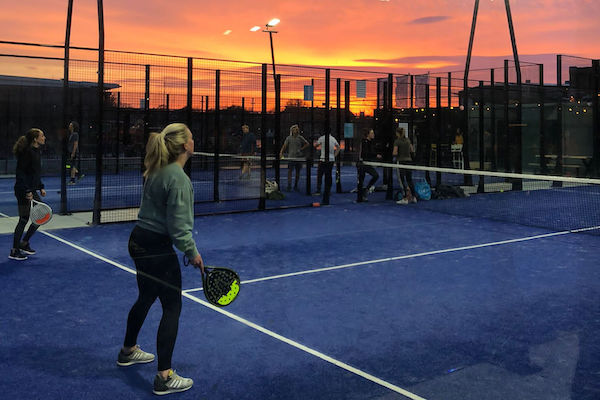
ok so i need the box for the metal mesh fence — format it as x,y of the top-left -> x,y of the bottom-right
1,41 -> 598,223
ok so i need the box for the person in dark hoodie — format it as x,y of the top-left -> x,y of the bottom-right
358,128 -> 382,200
10,128 -> 47,261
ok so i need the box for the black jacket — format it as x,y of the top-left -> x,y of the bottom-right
360,138 -> 378,162
14,146 -> 44,194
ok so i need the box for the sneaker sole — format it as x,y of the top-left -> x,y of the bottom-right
116,357 -> 154,367
8,256 -> 27,260
152,386 -> 192,396
20,250 -> 36,255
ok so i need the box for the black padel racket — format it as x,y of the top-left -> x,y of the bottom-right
30,199 -> 53,226
184,257 -> 241,307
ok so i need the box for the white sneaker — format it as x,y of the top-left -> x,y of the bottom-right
396,199 -> 409,205
153,369 -> 193,395
368,186 -> 375,194
117,345 -> 155,366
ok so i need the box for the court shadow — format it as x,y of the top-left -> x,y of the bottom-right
0,343 -> 151,394
571,290 -> 600,400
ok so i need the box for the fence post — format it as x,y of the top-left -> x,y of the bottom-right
274,74 -> 281,187
323,69 -> 331,205
92,0 -> 105,225
214,70 -> 220,202
259,64 -> 267,210
185,57 -> 193,177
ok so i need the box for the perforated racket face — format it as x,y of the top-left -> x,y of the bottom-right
30,201 -> 53,225
203,268 -> 240,307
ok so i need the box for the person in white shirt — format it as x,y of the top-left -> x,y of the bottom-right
314,133 -> 340,196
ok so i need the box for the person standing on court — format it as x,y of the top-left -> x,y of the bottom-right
239,124 -> 256,179
67,121 -> 83,184
392,127 -> 416,204
315,131 -> 340,197
9,128 -> 47,261
358,128 -> 382,200
279,124 -> 309,191
117,123 -> 204,396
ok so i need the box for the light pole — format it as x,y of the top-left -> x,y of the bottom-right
251,18 -> 280,86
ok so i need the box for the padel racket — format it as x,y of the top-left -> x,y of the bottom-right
30,199 -> 53,225
184,257 -> 241,307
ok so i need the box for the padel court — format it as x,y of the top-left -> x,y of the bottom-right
2,200 -> 599,399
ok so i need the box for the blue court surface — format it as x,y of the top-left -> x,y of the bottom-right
1,202 -> 599,399
0,164 -> 361,216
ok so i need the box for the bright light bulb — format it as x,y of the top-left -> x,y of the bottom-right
250,26 -> 261,32
223,30 -> 232,35
267,18 -> 280,27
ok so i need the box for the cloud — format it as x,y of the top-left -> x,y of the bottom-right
408,16 -> 450,24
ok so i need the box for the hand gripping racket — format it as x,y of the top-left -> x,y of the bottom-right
184,257 -> 241,307
30,199 -> 53,225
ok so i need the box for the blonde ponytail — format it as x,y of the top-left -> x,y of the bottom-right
143,123 -> 191,177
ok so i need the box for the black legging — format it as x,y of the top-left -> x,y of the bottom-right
358,164 -> 379,191
13,191 -> 41,249
124,226 -> 182,371
397,166 -> 415,196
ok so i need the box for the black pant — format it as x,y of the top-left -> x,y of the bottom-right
358,164 -> 379,191
317,161 -> 334,193
397,162 -> 415,196
287,161 -> 302,188
13,190 -> 41,249
125,226 -> 182,371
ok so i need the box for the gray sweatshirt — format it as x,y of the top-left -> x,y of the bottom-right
137,162 -> 200,259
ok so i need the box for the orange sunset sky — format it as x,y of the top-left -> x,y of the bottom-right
0,0 -> 599,75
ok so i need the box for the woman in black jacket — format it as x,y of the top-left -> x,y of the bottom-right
9,128 -> 47,261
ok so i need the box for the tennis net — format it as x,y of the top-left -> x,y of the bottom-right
360,160 -> 600,235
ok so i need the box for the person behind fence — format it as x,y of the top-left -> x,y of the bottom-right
239,124 -> 256,179
67,121 -> 83,184
315,132 -> 340,196
279,124 -> 309,191
9,128 -> 47,261
118,123 -> 204,396
453,127 -> 464,145
358,128 -> 382,199
392,127 -> 417,204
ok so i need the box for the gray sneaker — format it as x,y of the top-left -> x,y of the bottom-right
153,369 -> 193,395
117,345 -> 155,366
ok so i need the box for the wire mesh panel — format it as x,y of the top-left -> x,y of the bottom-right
0,41 -> 597,223
358,160 -> 600,235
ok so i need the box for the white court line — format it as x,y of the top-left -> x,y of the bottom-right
183,225 -> 600,293
33,229 -> 426,400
